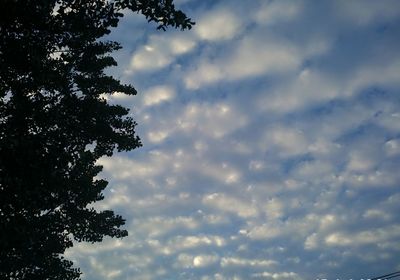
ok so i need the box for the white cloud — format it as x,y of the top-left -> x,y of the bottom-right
325,225 -> 400,247
344,58 -> 400,97
98,157 -> 159,179
199,161 -> 241,185
377,112 -> 400,133
252,271 -> 300,279
292,160 -> 334,179
336,0 -> 400,26
249,160 -> 265,171
175,253 -> 220,269
254,0 -> 303,25
135,216 -> 199,238
175,253 -> 194,269
341,169 -> 398,189
129,34 -> 196,72
203,193 -> 258,218
259,69 -> 339,114
262,126 -> 309,157
147,130 -> 169,143
308,138 -> 342,158
177,102 -> 248,139
130,44 -> 172,71
193,254 -> 220,267
319,214 -> 339,230
220,257 -> 276,268
304,233 -> 318,250
226,36 -> 301,79
241,223 -> 283,240
97,154 -> 164,180
184,62 -> 224,90
169,36 -> 197,55
184,35 -> 302,89
169,235 -> 226,250
195,8 -> 243,41
143,85 -> 175,106
384,139 -> 400,156
264,198 -> 284,220
346,152 -> 375,172
363,209 -> 391,221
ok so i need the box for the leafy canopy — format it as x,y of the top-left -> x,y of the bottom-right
0,0 -> 193,279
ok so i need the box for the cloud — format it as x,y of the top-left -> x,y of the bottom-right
193,254 -> 220,268
184,62 -> 224,90
195,8 -> 243,41
384,138 -> 400,156
325,225 -> 400,247
227,36 -> 301,79
166,235 -> 226,251
254,0 -> 303,25
97,155 -> 162,181
304,233 -> 318,250
174,253 -> 220,268
335,0 -> 400,26
264,198 -> 285,220
363,209 -> 391,221
202,193 -> 258,218
291,160 -> 334,179
260,125 -> 309,157
259,69 -> 339,114
241,223 -> 283,240
252,271 -> 300,279
184,34 -> 303,89
135,216 -> 199,238
128,34 -> 196,72
343,58 -> 400,97
220,257 -> 277,268
346,151 -> 376,172
176,102 -> 248,139
142,85 -> 175,106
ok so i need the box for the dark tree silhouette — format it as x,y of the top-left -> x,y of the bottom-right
0,1 -> 193,279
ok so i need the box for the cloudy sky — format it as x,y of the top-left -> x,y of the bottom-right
66,1 -> 400,279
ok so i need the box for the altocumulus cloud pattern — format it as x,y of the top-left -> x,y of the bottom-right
65,0 -> 400,279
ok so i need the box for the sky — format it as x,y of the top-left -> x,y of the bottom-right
66,1 -> 400,279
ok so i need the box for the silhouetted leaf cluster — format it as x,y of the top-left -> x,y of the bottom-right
0,1 -> 193,279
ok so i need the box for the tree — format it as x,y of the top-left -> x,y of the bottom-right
0,1 -> 194,279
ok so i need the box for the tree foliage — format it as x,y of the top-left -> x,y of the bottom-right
0,1 -> 193,279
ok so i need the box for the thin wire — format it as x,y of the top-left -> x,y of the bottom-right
385,273 -> 400,280
370,271 -> 400,280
